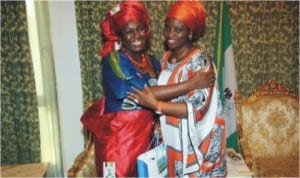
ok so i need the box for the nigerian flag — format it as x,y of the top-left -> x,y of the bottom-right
213,2 -> 239,151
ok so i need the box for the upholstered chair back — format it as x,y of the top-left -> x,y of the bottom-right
235,80 -> 299,177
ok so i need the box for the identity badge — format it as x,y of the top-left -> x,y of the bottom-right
103,161 -> 116,178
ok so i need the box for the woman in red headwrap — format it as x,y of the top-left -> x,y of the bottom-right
80,1 -> 216,177
128,1 -> 227,177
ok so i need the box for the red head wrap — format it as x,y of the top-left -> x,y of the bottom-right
166,0 -> 206,41
100,1 -> 150,58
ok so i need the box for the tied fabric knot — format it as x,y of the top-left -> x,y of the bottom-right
100,12 -> 119,58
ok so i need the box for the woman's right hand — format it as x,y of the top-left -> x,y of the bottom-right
127,85 -> 158,110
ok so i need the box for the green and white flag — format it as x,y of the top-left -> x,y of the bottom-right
213,2 -> 239,151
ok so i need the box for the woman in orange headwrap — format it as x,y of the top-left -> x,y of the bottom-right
81,1 -> 216,177
128,1 -> 227,177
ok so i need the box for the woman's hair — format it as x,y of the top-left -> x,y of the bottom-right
100,1 -> 150,58
166,0 -> 206,42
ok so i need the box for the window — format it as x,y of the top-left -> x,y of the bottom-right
25,0 -> 63,176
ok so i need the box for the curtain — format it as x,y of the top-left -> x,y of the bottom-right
1,1 -> 40,165
74,1 -> 116,110
227,1 -> 299,97
75,1 -> 298,102
74,1 -> 118,143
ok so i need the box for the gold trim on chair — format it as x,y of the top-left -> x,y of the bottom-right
236,80 -> 298,100
67,133 -> 97,177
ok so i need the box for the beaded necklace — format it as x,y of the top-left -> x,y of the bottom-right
122,48 -> 147,68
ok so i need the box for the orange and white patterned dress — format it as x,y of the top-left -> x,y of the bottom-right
158,48 -> 227,177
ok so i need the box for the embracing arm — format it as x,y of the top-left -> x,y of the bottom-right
128,85 -> 189,118
128,84 -> 213,118
128,53 -> 216,118
156,101 -> 188,118
151,69 -> 215,101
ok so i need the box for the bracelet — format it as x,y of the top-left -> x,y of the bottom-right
155,101 -> 164,115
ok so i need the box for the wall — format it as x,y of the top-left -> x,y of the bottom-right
48,1 -> 83,175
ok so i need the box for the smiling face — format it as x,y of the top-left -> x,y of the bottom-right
120,19 -> 147,55
164,18 -> 191,52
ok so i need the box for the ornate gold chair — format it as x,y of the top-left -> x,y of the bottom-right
235,80 -> 299,177
67,133 -> 97,177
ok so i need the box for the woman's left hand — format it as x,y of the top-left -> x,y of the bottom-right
127,84 -> 158,110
